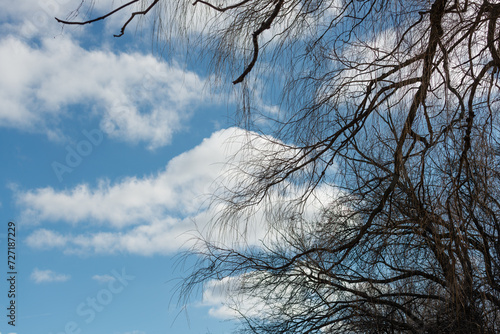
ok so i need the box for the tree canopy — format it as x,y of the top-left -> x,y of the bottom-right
60,0 -> 500,332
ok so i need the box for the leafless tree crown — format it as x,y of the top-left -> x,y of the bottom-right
60,1 -> 500,333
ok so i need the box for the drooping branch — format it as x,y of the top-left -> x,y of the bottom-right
232,0 -> 284,84
56,0 -> 500,332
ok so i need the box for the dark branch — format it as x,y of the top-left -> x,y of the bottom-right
114,0 -> 160,37
233,0 -> 284,84
55,0 -> 161,38
192,0 -> 253,13
55,0 -> 140,27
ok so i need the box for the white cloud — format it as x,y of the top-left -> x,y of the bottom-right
19,127 -> 334,255
30,268 -> 70,283
25,216 -> 202,256
200,275 -> 272,320
0,35 -> 206,148
18,128 -> 239,228
25,229 -> 69,248
201,277 -> 243,319
20,128 -> 253,255
92,274 -> 116,283
0,0 -> 143,39
1,0 -> 73,38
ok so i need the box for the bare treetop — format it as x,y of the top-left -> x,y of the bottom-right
59,1 -> 500,333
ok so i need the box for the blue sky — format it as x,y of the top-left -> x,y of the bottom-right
0,1 -> 266,333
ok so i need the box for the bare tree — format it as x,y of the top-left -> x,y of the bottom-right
60,0 -> 500,333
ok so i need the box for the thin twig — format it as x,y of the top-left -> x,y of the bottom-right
114,0 -> 160,37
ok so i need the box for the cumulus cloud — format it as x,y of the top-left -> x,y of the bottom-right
31,268 -> 70,283
19,128 -> 253,255
19,127 -> 333,256
18,128 -> 238,228
24,217 -> 202,256
0,35 -> 206,148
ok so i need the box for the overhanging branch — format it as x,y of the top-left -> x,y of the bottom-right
55,0 -> 160,38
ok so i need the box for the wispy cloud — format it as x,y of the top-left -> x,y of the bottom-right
200,275 -> 267,320
30,268 -> 70,283
19,127 -> 331,256
0,36 -> 207,148
18,128 -> 239,228
20,128 -> 251,255
92,274 -> 116,283
0,0 -> 147,39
